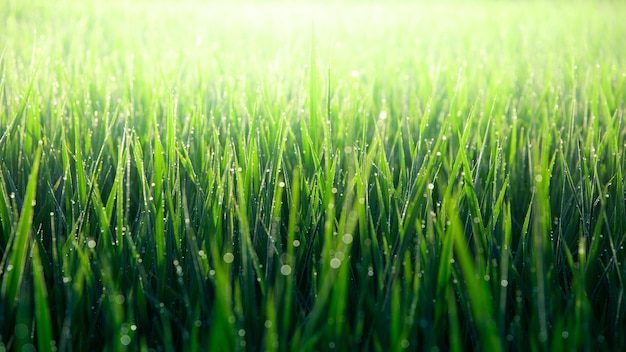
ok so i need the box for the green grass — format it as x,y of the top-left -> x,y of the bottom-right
1,0 -> 626,350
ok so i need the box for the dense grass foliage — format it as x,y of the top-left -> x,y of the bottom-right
1,1 -> 626,350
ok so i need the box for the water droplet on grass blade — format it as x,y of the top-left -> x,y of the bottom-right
280,265 -> 292,276
120,335 -> 131,345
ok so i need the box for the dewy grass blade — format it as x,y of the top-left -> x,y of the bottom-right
281,167 -> 300,344
459,138 -> 488,268
308,21 -> 318,151
152,126 -> 167,290
447,195 -> 501,352
1,144 -> 42,308
72,111 -> 88,209
0,64 -> 38,149
0,170 -> 15,246
32,236 -> 55,352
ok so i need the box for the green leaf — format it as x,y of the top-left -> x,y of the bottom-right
1,144 -> 42,308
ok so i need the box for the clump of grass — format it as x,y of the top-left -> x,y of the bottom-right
1,0 -> 626,351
